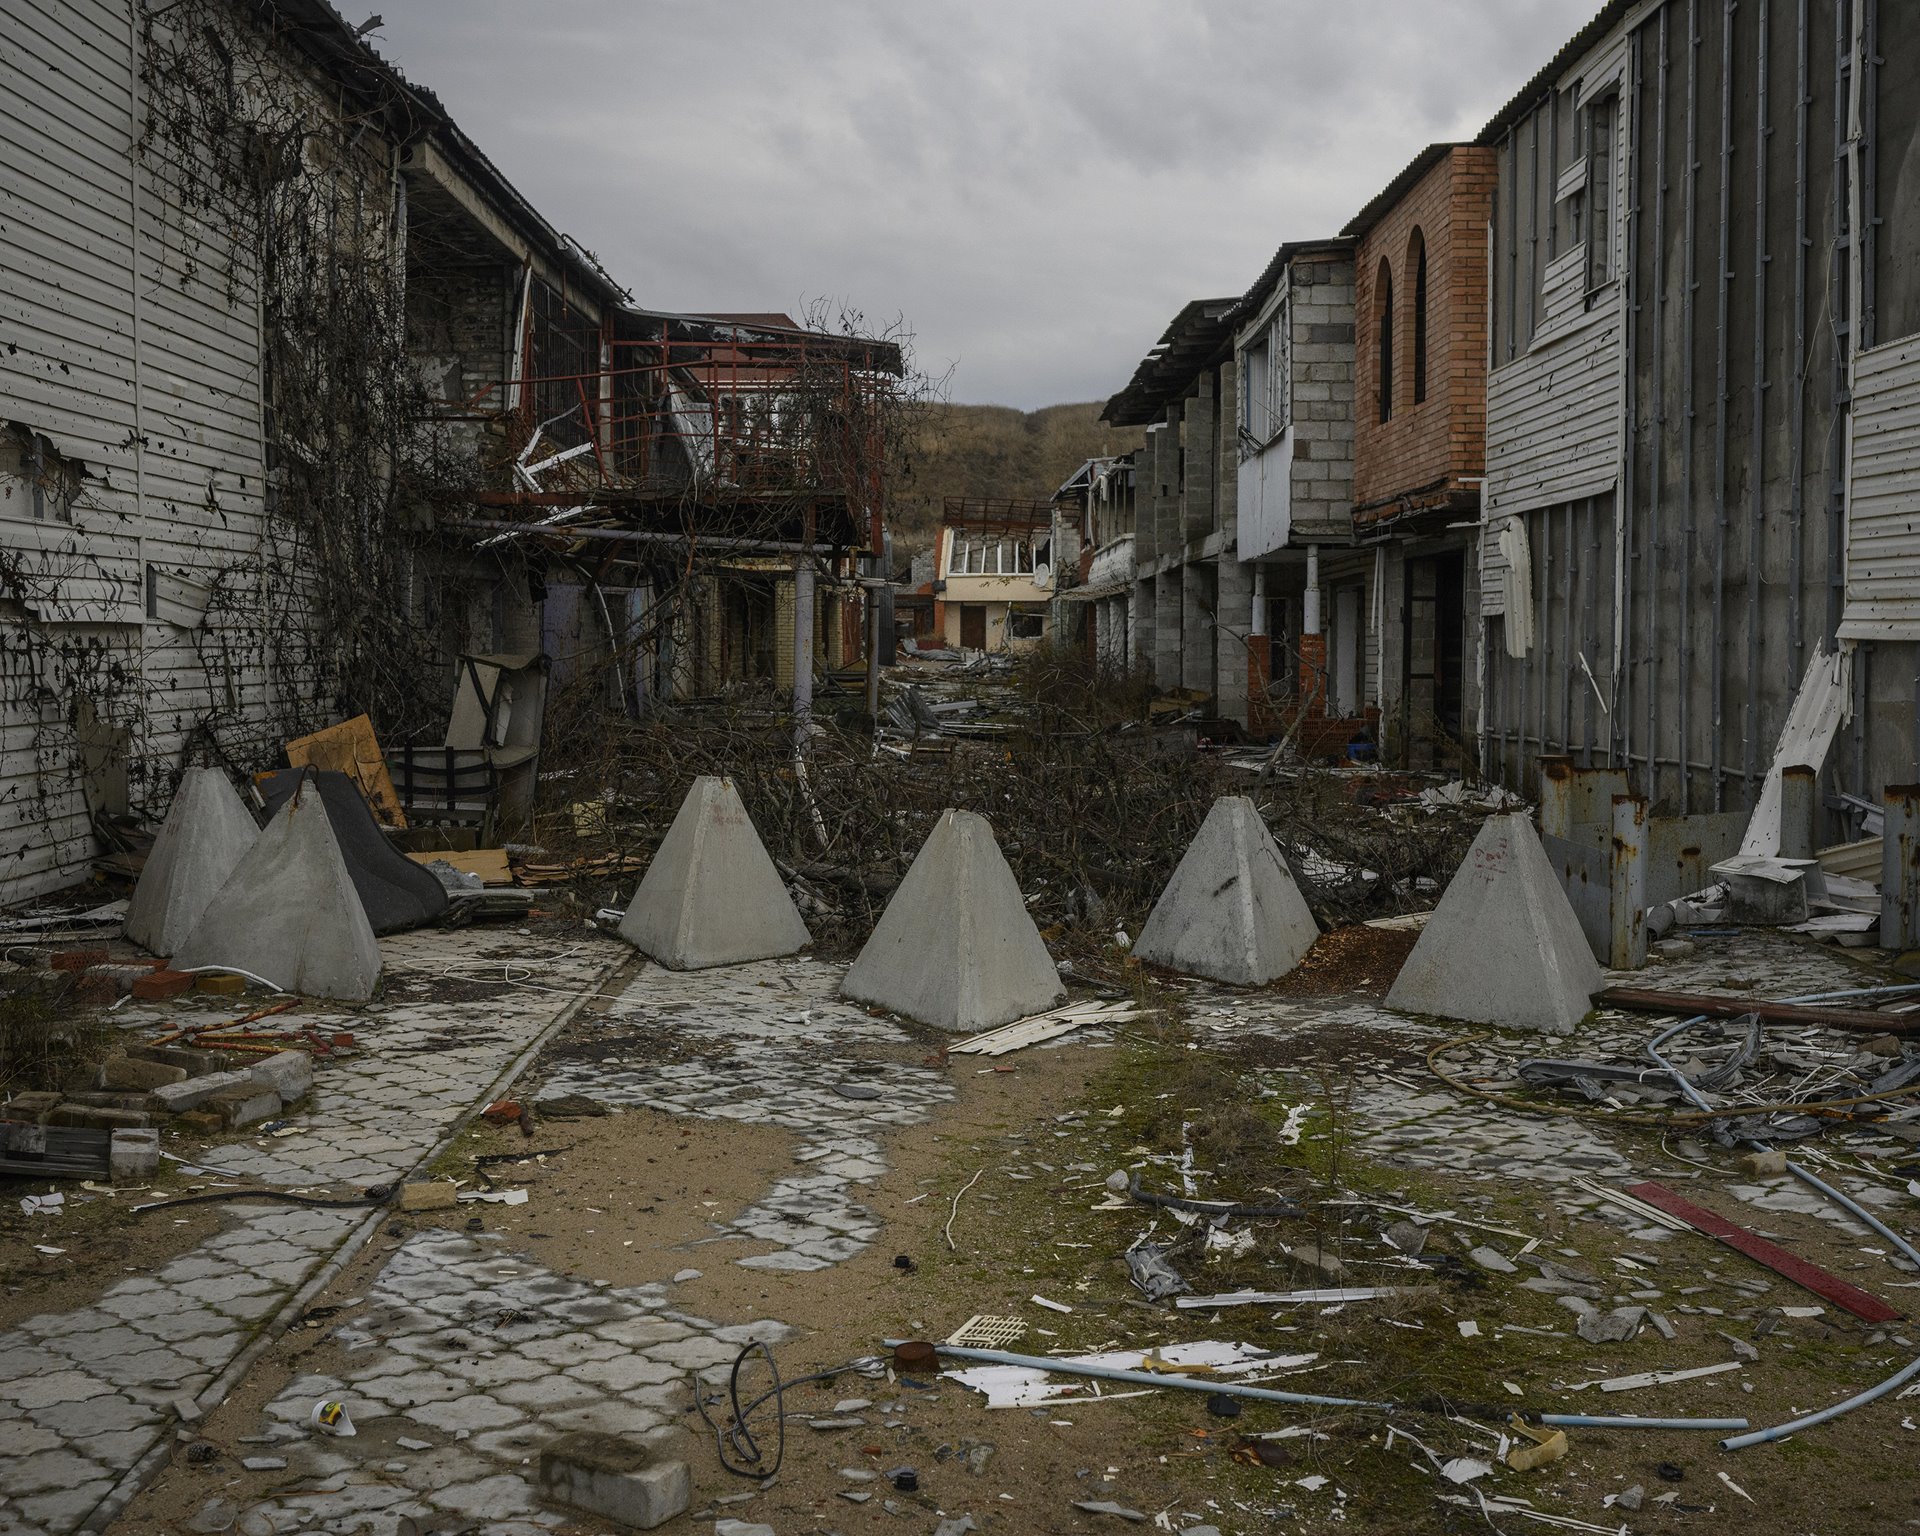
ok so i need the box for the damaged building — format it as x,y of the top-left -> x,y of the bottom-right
0,0 -> 902,905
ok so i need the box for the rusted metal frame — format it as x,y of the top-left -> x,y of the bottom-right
1788,0 -> 1809,681
1710,0 -> 1735,812
1648,8 -> 1671,805
1883,784 -> 1920,950
1680,0 -> 1701,814
1610,791 -> 1649,967
1745,0 -> 1772,798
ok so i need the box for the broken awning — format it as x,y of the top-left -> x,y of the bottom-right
1059,578 -> 1132,603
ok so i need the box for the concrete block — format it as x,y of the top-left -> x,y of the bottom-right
537,1428 -> 692,1529
1386,813 -> 1603,1035
96,1054 -> 188,1092
126,767 -> 261,957
47,1103 -> 155,1131
1135,797 -> 1319,986
70,973 -> 119,1006
152,1068 -> 258,1114
132,970 -> 196,1001
128,1044 -> 233,1077
1,1091 -> 62,1123
205,1082 -> 280,1130
841,809 -> 1065,1033
619,777 -> 810,969
196,973 -> 248,995
398,1181 -> 459,1212
173,780 -> 381,1001
111,1128 -> 159,1183
248,1049 -> 313,1105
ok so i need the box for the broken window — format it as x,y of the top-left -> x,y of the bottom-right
0,426 -> 83,523
1237,303 -> 1289,446
1585,90 -> 1618,292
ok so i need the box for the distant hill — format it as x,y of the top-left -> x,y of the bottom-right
888,401 -> 1145,553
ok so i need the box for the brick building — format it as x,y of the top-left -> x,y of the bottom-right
1345,143 -> 1496,764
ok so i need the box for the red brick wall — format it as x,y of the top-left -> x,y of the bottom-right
1351,147 -> 1496,519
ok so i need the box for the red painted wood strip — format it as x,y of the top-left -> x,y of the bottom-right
1624,1180 -> 1902,1323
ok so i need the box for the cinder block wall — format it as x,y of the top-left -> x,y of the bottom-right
1352,148 -> 1496,517
1288,258 -> 1356,532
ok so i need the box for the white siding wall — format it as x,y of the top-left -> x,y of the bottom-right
0,0 -> 286,902
1484,32 -> 1629,522
1840,334 -> 1920,639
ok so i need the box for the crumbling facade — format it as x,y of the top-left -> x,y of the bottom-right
0,0 -> 901,906
1483,0 -> 1920,840
1103,301 -> 1252,727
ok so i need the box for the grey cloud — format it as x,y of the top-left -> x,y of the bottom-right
376,0 -> 1600,407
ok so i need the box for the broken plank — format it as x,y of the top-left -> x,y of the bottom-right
1624,1180 -> 1902,1322
1595,986 -> 1919,1036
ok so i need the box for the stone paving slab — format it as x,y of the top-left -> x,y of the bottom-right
534,958 -> 955,1272
0,930 -> 624,1536
181,1229 -> 795,1536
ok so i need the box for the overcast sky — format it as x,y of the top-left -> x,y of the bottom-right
374,1 -> 1599,410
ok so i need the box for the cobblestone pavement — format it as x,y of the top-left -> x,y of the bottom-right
0,1205 -> 356,1535
0,929 -> 625,1536
535,958 -> 955,1272
173,1228 -> 793,1536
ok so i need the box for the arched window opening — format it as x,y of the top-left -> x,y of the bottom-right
1410,229 -> 1429,405
1376,259 -> 1394,423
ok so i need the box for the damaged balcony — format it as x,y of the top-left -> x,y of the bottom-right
444,311 -> 906,554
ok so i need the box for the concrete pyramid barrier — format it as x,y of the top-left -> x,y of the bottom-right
842,808 -> 1065,1032
618,776 -> 811,968
126,767 -> 260,957
173,779 -> 381,1001
1386,812 -> 1602,1035
1135,796 -> 1319,985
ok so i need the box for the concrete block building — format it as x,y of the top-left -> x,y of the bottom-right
1103,301 -> 1251,725
1231,241 -> 1370,748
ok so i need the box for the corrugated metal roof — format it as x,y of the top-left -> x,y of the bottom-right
1340,143 -> 1467,240
1100,297 -> 1240,427
1475,0 -> 1632,143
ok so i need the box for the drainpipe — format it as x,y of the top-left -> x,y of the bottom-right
1304,545 -> 1322,637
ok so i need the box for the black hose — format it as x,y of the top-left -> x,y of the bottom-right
1128,1173 -> 1299,1219
134,1185 -> 396,1213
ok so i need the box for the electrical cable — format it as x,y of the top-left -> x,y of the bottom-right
693,1344 -> 882,1478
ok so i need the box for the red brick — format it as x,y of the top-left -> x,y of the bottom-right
133,970 -> 196,1001
51,948 -> 110,973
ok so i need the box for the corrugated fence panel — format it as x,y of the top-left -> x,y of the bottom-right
1839,335 -> 1920,640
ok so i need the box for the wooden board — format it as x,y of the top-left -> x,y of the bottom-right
287,714 -> 407,829
406,848 -> 514,887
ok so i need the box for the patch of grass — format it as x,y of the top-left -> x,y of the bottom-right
0,974 -> 108,1093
